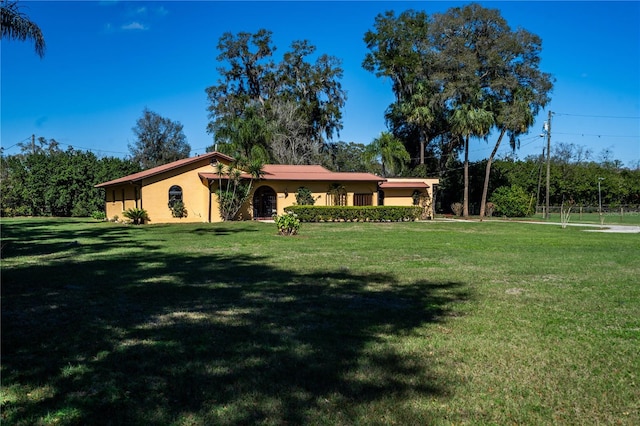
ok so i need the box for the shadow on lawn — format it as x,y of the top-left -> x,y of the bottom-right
2,220 -> 470,425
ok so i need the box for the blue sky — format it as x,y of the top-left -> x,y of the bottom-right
2,1 -> 639,167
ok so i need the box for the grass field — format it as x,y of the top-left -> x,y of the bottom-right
1,218 -> 638,425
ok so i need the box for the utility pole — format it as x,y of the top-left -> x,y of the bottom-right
598,177 -> 605,226
598,177 -> 604,213
545,111 -> 552,219
535,147 -> 545,214
31,134 -> 36,154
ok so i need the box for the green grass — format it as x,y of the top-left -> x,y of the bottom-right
1,217 -> 638,425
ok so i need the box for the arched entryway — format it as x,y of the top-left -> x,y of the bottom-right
253,186 -> 277,219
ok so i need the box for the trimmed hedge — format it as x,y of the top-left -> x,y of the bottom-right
285,205 -> 422,222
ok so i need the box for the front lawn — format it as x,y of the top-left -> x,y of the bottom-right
1,218 -> 638,425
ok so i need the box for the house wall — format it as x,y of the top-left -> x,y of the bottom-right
380,178 -> 440,218
381,188 -> 420,206
104,185 -> 139,220
251,181 -> 380,217
140,160 -> 227,223
103,156 -> 231,223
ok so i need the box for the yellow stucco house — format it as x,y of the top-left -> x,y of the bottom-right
96,152 -> 439,223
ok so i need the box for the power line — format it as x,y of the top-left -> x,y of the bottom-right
59,143 -> 129,155
1,137 -> 130,156
554,132 -> 639,139
0,136 -> 32,152
554,112 -> 640,120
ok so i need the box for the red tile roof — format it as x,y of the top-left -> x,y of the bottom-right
379,181 -> 429,189
199,164 -> 382,182
260,165 -> 382,182
98,154 -> 383,188
95,152 -> 233,188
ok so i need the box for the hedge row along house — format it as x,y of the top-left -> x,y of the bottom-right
95,152 -> 439,223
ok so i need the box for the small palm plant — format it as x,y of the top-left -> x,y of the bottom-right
122,207 -> 149,225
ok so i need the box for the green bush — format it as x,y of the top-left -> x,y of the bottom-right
71,201 -> 92,218
274,211 -> 301,236
490,185 -> 532,217
122,208 -> 150,225
295,187 -> 315,205
296,186 -> 316,206
91,210 -> 107,221
169,200 -> 187,218
1,206 -> 32,217
285,205 -> 422,222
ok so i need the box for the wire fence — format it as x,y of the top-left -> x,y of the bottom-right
535,205 -> 640,217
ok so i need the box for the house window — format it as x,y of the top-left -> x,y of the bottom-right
111,190 -> 116,204
354,193 -> 373,206
326,184 -> 347,206
168,185 -> 183,207
412,190 -> 422,206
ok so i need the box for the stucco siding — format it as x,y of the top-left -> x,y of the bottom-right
381,188 -> 417,207
250,181 -> 379,216
141,160 -> 218,223
104,184 -> 138,220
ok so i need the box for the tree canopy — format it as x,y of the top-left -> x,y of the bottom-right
129,108 -> 191,170
363,3 -> 554,214
364,132 -> 410,177
1,139 -> 140,217
206,29 -> 347,165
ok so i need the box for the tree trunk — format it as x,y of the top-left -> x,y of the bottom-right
479,128 -> 506,221
463,136 -> 469,218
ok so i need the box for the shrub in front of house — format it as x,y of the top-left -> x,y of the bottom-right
274,211 -> 301,236
169,200 -> 187,218
285,205 -> 422,222
122,208 -> 150,225
295,187 -> 316,205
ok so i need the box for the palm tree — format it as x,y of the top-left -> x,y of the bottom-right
401,81 -> 436,166
1,0 -> 46,58
213,106 -> 272,164
364,131 -> 410,177
450,102 -> 494,217
213,156 -> 264,221
479,88 -> 535,220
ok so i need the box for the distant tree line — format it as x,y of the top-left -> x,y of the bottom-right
1,138 -> 140,217
1,136 -> 637,218
438,146 -> 640,215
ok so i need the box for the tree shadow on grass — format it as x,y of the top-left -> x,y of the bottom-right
2,221 -> 471,425
1,220 -> 158,259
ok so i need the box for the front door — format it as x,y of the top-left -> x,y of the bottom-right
253,186 -> 277,219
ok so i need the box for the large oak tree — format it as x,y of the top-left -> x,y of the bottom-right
206,30 -> 347,165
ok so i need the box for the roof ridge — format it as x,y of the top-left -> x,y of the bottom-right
95,152 -> 232,188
